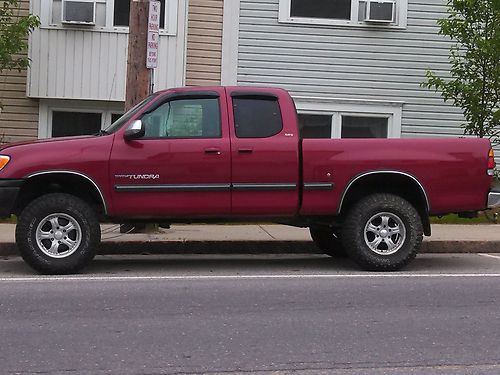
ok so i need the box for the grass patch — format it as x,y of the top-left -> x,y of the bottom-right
430,211 -> 498,224
0,215 -> 16,224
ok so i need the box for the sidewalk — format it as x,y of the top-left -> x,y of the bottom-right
0,223 -> 499,256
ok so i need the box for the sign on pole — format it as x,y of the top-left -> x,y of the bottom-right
146,1 -> 160,69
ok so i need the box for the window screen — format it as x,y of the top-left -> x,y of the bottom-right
114,0 -> 166,28
233,98 -> 283,138
52,111 -> 102,137
298,114 -> 332,138
290,0 -> 352,20
141,98 -> 221,138
341,116 -> 388,138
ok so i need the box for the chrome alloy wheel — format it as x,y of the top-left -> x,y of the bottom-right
363,212 -> 406,255
35,213 -> 82,258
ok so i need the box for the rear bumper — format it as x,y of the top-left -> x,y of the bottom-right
488,188 -> 500,208
0,179 -> 23,218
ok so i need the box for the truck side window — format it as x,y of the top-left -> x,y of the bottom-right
141,98 -> 221,138
233,97 -> 283,138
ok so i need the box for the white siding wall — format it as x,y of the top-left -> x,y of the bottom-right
236,0 -> 465,138
28,0 -> 187,101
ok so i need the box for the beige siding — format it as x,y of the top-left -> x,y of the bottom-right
186,0 -> 223,86
0,0 -> 39,143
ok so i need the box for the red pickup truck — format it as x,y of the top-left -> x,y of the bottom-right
0,86 -> 498,274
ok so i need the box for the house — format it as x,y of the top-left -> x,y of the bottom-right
0,0 -> 223,142
0,0 -> 473,145
220,0 -> 465,141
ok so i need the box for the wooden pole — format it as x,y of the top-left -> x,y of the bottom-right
121,0 -> 155,233
125,0 -> 150,111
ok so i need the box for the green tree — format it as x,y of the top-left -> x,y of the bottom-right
422,0 -> 499,144
0,0 -> 40,108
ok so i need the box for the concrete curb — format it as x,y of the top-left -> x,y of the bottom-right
1,240 -> 500,257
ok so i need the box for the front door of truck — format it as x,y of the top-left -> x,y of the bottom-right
109,91 -> 231,217
227,90 -> 300,216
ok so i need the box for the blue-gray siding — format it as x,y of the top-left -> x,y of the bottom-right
237,0 -> 466,138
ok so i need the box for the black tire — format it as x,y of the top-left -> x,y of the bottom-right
341,193 -> 423,271
16,193 -> 101,274
309,227 -> 347,257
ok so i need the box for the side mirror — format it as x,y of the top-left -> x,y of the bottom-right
124,120 -> 145,141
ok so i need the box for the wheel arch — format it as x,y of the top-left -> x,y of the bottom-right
339,171 -> 431,236
16,171 -> 107,217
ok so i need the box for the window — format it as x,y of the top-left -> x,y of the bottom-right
295,98 -> 402,139
279,0 -> 407,28
52,111 -> 102,137
341,115 -> 388,138
113,0 -> 129,27
299,113 -> 390,139
298,114 -> 332,138
113,0 -> 166,28
140,98 -> 221,138
111,113 -> 124,124
233,98 -> 283,138
49,0 -> 176,33
291,0 -> 351,20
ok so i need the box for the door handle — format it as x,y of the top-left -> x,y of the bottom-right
204,148 -> 221,155
238,147 -> 253,154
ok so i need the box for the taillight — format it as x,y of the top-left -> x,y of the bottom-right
488,148 -> 495,175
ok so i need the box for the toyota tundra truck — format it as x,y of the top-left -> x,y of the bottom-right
0,86 -> 498,274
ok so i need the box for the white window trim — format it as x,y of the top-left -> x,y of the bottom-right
278,0 -> 408,29
294,96 -> 403,138
43,0 -> 178,36
38,99 -> 125,138
221,0 -> 241,85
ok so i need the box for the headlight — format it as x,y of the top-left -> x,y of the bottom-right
0,155 -> 10,171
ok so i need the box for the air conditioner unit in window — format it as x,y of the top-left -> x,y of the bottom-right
364,0 -> 395,23
62,0 -> 95,25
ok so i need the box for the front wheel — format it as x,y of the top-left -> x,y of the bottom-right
341,194 -> 423,271
16,193 -> 101,274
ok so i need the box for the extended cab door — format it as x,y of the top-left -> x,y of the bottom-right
109,89 -> 231,217
227,88 -> 300,216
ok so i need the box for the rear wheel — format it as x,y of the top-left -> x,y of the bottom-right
16,193 -> 101,274
309,226 -> 347,257
341,193 -> 423,271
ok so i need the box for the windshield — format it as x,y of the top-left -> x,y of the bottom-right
104,94 -> 159,134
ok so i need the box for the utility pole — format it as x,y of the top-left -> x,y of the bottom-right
125,0 -> 150,111
121,0 -> 155,233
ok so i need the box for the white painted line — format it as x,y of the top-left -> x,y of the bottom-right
1,273 -> 500,282
479,253 -> 500,260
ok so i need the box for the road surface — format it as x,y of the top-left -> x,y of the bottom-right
1,253 -> 500,374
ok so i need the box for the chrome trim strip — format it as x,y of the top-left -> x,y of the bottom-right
303,183 -> 334,191
115,184 -> 231,192
232,183 -> 297,191
488,191 -> 500,208
25,170 -> 107,214
115,182 -> 298,193
338,171 -> 430,213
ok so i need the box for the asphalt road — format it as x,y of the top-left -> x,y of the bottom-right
2,254 -> 500,375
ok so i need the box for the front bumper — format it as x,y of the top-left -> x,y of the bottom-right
488,187 -> 500,208
0,179 -> 23,218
